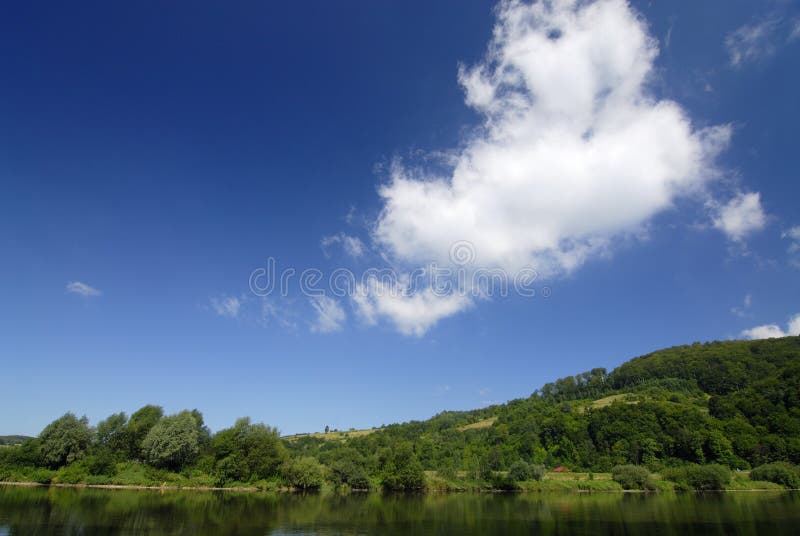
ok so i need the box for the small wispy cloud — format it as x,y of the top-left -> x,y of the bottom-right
664,21 -> 674,50
478,387 -> 501,406
434,384 -> 452,396
791,18 -> 800,41
309,295 -> 346,333
344,206 -> 358,226
262,298 -> 299,332
730,293 -> 752,318
210,295 -> 242,318
711,191 -> 766,241
726,12 -> 800,67
726,18 -> 781,67
741,313 -> 800,340
321,232 -> 366,258
783,226 -> 800,268
66,281 -> 101,297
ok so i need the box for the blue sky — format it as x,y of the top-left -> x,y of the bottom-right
1,0 -> 799,436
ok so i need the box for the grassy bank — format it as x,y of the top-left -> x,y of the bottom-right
422,470 -> 795,493
1,461 -> 280,491
4,455 -> 799,493
3,470 -> 795,494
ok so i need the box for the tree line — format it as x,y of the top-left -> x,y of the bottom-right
0,405 -> 424,490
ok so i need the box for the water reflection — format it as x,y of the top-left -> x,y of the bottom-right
0,486 -> 798,535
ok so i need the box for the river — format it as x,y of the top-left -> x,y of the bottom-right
1,486 -> 798,535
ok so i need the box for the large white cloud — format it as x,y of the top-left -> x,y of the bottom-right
356,0 -> 736,335
374,0 -> 730,276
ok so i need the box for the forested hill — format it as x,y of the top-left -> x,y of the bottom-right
288,336 -> 800,472
2,336 -> 798,490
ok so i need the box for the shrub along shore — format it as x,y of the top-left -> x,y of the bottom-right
0,467 -> 793,493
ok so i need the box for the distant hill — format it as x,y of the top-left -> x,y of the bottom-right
0,436 -> 33,446
286,336 -> 800,472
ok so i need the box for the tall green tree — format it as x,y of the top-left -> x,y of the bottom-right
381,442 -> 425,490
189,409 -> 211,448
141,411 -> 200,470
38,413 -> 92,468
126,405 -> 163,459
212,417 -> 287,483
96,412 -> 128,458
282,456 -> 324,489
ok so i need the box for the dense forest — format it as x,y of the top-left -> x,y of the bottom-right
2,336 -> 799,491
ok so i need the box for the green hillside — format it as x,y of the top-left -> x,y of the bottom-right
287,336 -> 800,474
2,336 -> 799,491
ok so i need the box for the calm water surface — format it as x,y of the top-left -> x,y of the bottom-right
1,486 -> 798,535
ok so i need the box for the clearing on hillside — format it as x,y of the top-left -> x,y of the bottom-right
282,428 -> 377,442
458,417 -> 497,431
575,394 -> 639,413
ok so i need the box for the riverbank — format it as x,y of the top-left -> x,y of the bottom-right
0,473 -> 790,494
0,481 -> 264,492
0,479 -> 628,493
3,452 -> 795,493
